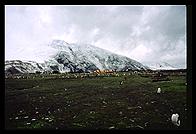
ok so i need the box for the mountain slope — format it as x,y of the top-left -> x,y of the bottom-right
145,62 -> 177,70
5,60 -> 44,75
5,40 -> 150,74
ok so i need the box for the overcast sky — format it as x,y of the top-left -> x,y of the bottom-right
5,5 -> 186,68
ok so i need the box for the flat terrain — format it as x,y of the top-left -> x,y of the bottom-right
5,72 -> 187,130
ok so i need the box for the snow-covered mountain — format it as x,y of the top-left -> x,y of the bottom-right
5,60 -> 44,74
5,40 -> 150,74
145,62 -> 177,70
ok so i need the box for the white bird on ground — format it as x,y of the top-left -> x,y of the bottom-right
120,81 -> 124,85
171,113 -> 180,126
157,88 -> 161,94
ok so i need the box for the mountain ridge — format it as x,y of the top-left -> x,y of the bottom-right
144,62 -> 178,70
5,40 -> 150,75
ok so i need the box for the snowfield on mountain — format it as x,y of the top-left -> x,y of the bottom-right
5,40 -> 150,74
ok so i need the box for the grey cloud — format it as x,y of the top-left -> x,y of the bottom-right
5,5 -> 186,68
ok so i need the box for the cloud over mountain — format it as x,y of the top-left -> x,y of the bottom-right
5,5 -> 186,68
